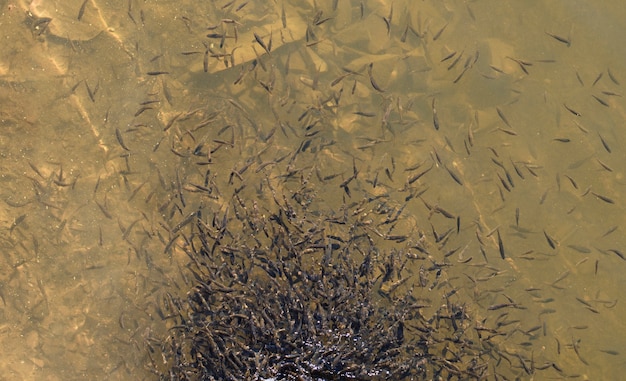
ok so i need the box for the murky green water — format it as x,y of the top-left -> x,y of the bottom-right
1,0 -> 625,379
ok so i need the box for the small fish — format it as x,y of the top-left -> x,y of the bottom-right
367,63 -> 385,92
563,103 -> 581,117
115,128 -> 130,151
444,165 -> 463,186
545,31 -> 571,46
9,214 -> 26,235
592,94 -> 609,107
496,107 -> 511,127
432,98 -> 439,130
607,249 -> 625,260
253,32 -> 270,55
78,0 -> 89,21
590,191 -> 614,204
497,229 -> 505,259
543,230 -> 557,249
598,133 -> 611,153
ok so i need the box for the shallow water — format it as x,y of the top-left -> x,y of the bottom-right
1,0 -> 625,379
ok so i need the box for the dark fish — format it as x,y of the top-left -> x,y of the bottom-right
367,63 -> 385,92
592,94 -> 609,107
433,22 -> 448,41
607,68 -> 620,85
9,214 -> 26,235
543,230 -> 557,249
598,133 -> 611,153
407,165 -> 433,185
115,128 -> 130,151
78,0 -> 89,21
592,72 -> 603,87
253,32 -> 270,55
563,103 -> 581,117
444,165 -> 463,186
590,191 -> 614,204
496,107 -> 511,127
85,81 -> 96,102
607,249 -> 625,260
545,31 -> 571,46
497,229 -> 505,259
432,98 -> 439,130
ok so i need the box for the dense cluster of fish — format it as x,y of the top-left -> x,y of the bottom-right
153,154 -> 505,379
